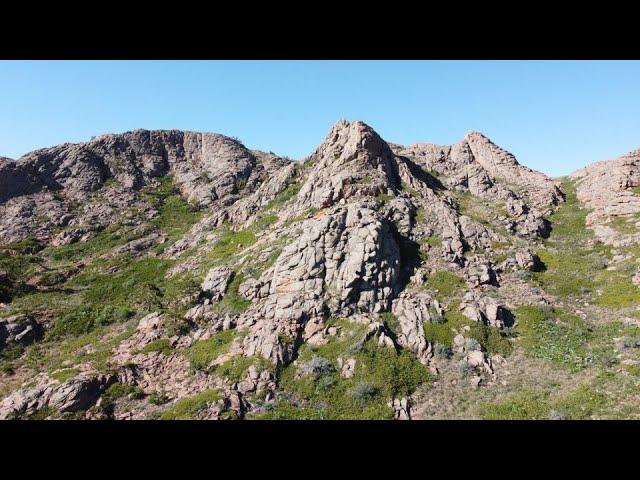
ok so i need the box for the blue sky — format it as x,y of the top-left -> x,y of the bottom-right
0,60 -> 638,176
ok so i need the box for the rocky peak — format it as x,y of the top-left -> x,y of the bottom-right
295,120 -> 400,210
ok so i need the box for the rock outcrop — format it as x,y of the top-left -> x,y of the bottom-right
570,148 -> 640,245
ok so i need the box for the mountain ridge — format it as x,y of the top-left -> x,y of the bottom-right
1,120 -> 640,420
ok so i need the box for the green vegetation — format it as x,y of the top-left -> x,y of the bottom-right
400,183 -> 420,198
206,229 -> 256,264
152,194 -> 201,244
250,214 -> 278,232
423,271 -> 466,298
220,273 -> 251,313
148,392 -> 170,405
257,319 -> 431,419
375,194 -> 394,202
2,238 -> 43,255
215,355 -> 273,383
422,305 -> 511,355
478,383 -> 608,420
0,341 -> 26,374
0,242 -> 44,302
46,255 -> 192,339
454,191 -> 507,230
421,236 -> 441,248
101,383 -> 144,414
184,329 -> 238,371
532,179 -> 640,308
49,367 -> 80,383
265,182 -> 302,211
608,214 -> 639,235
47,224 -> 135,262
380,312 -> 400,332
531,179 -> 606,297
24,325 -> 136,375
141,338 -> 173,355
160,389 -> 223,420
514,305 -> 593,371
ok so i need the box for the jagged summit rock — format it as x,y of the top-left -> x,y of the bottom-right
295,119 -> 400,211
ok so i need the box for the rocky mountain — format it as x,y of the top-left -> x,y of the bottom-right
1,120 -> 640,420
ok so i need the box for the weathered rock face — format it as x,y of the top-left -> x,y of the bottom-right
201,268 -> 233,302
391,292 -> 435,364
0,130 -> 280,244
570,148 -> 640,245
394,131 -> 562,239
0,373 -> 116,419
242,201 -> 401,365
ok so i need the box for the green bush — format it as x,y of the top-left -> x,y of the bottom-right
3,238 -> 43,254
48,304 -> 133,339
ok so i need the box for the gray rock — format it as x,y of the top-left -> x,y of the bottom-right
201,267 -> 233,302
0,314 -> 42,349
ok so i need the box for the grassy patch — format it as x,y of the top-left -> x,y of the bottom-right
478,383 -> 608,420
184,330 -> 238,371
597,270 -> 640,308
220,272 -> 251,313
141,338 -> 173,355
514,305 -> 593,371
2,238 -> 43,255
152,194 -> 201,244
160,389 -> 223,420
608,215 -> 639,235
251,214 -> 278,232
375,194 -> 394,202
206,230 -> 257,264
101,383 -> 144,413
47,224 -> 135,262
423,271 -> 466,298
215,355 -> 273,383
47,256 -> 179,339
531,179 -> 630,303
265,182 -> 302,211
49,368 -> 80,383
380,312 -> 400,332
422,305 -> 511,355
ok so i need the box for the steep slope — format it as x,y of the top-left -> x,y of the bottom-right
2,121 -> 639,420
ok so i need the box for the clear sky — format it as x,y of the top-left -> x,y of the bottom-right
1,60 -> 638,177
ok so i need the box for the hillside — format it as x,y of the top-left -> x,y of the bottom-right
1,120 -> 639,420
